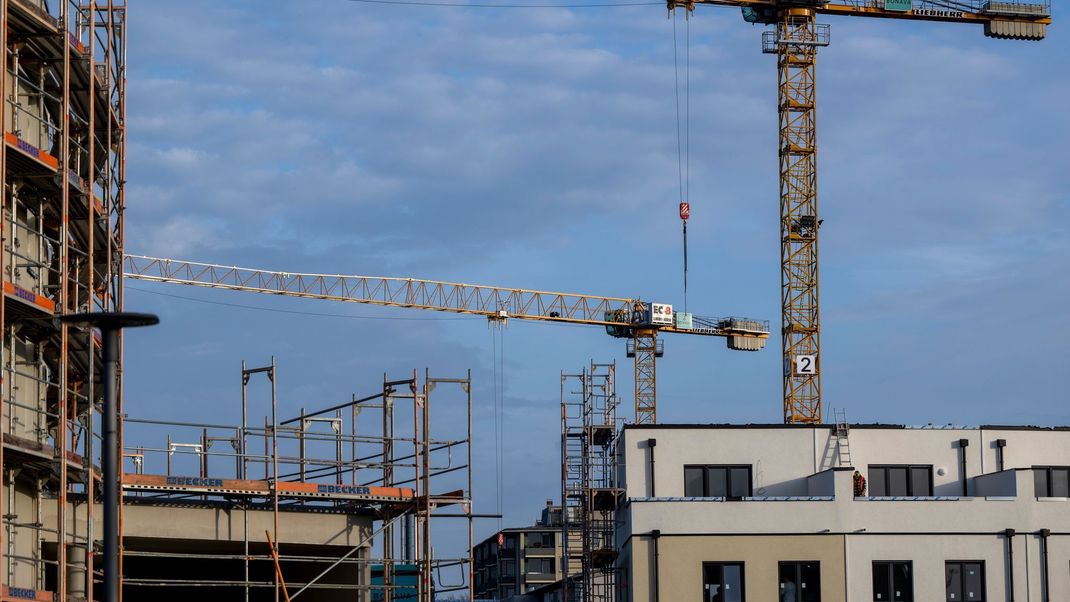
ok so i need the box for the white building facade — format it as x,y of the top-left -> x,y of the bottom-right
616,424 -> 1070,602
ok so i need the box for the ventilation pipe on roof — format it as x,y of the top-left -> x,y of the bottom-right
958,439 -> 970,496
647,438 -> 657,497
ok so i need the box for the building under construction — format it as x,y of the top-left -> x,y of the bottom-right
117,364 -> 475,601
1,1 -> 127,600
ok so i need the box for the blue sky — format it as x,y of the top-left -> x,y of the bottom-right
122,1 -> 1068,547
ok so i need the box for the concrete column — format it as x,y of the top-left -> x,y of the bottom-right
67,544 -> 86,599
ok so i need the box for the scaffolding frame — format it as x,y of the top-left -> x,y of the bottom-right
560,362 -> 620,602
116,362 -> 474,602
1,1 -> 126,600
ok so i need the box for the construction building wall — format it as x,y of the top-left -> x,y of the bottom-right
40,501 -> 376,602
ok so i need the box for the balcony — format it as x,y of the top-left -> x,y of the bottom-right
524,572 -> 556,583
623,467 -> 1069,538
524,544 -> 555,556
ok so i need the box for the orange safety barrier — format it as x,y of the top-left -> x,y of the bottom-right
3,282 -> 56,313
4,133 -> 59,169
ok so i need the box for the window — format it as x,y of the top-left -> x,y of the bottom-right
703,562 -> 744,602
1033,466 -> 1070,497
526,558 -> 554,575
869,465 -> 933,496
779,562 -> 820,602
528,532 -> 554,548
684,465 -> 753,499
945,561 -> 985,601
873,561 -> 913,601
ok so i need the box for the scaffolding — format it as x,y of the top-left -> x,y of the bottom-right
118,362 -> 475,601
560,362 -> 620,602
0,1 -> 126,600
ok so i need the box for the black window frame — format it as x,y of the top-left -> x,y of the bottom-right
524,557 -> 553,575
527,532 -> 554,548
868,465 -> 934,497
945,560 -> 986,602
1032,466 -> 1070,497
872,560 -> 913,602
702,561 -> 745,602
684,465 -> 753,499
779,561 -> 821,602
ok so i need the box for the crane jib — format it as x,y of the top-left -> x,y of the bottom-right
122,254 -> 770,341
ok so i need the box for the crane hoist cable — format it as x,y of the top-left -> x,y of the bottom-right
685,14 -> 690,204
490,327 -> 502,531
672,8 -> 692,312
488,323 -> 507,531
685,15 -> 690,313
497,327 -> 506,530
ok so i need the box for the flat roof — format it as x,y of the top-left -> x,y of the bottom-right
622,423 -> 1070,432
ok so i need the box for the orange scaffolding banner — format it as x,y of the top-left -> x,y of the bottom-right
276,482 -> 415,501
123,474 -> 270,495
1,586 -> 55,601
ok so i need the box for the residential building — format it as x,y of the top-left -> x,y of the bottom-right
617,423 -> 1070,602
475,502 -> 566,600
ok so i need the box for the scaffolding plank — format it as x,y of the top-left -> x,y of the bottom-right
123,474 -> 417,502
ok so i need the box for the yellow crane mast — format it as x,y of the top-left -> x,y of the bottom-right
122,254 -> 769,424
667,0 -> 1050,424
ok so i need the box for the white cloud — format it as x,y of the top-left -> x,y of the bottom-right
136,215 -> 224,258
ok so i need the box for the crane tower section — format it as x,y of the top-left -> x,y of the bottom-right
671,0 -> 1049,424
767,9 -> 828,424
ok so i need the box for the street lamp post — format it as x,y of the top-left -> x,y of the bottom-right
60,312 -> 158,602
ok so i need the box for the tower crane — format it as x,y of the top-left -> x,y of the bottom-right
667,0 -> 1050,423
122,254 -> 770,424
